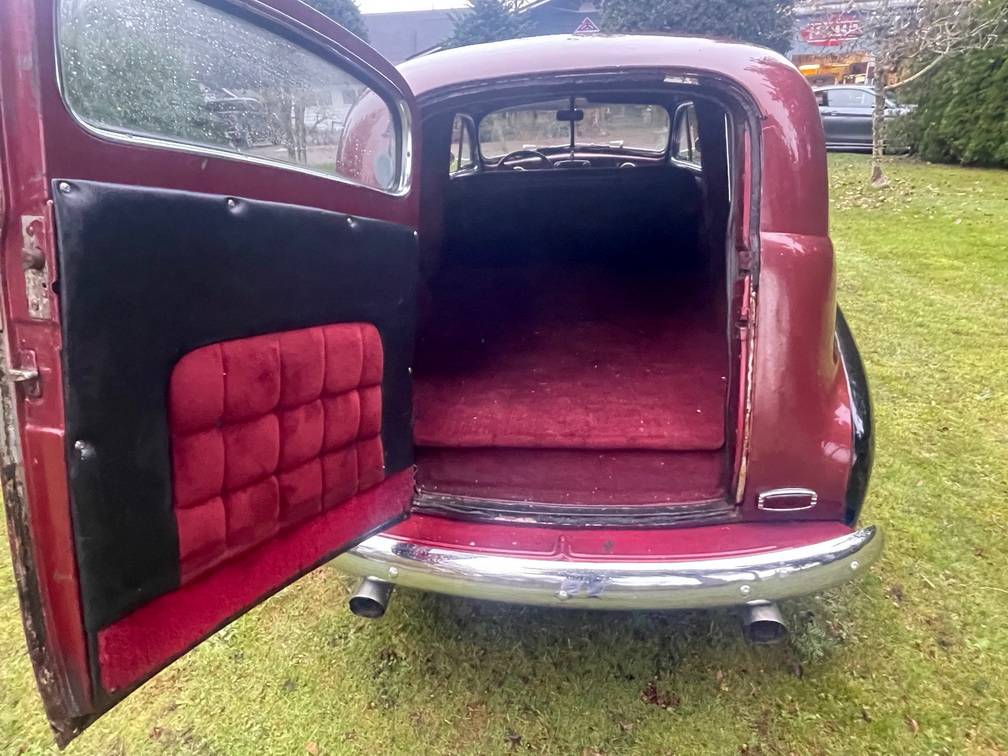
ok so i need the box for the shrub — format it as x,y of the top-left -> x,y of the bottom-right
601,0 -> 794,54
303,0 -> 369,41
442,0 -> 532,49
899,48 -> 1008,167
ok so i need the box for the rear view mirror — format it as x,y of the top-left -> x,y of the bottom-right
555,108 -> 584,122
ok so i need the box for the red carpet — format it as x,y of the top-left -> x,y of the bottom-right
413,265 -> 728,452
416,447 -> 726,505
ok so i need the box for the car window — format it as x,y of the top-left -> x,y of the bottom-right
827,89 -> 873,108
478,98 -> 669,159
57,0 -> 403,192
814,91 -> 828,107
450,115 -> 477,174
672,102 -> 702,168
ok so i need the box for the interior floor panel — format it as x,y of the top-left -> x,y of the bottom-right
413,264 -> 727,451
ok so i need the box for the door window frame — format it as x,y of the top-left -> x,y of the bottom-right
670,101 -> 702,169
52,0 -> 415,195
449,113 -> 479,176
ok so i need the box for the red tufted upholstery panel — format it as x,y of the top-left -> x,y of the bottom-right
168,324 -> 385,583
96,469 -> 413,692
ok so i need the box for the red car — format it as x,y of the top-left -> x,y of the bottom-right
0,0 -> 878,745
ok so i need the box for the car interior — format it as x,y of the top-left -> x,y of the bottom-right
409,88 -> 742,513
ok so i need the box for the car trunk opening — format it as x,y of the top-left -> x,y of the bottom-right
411,95 -> 742,512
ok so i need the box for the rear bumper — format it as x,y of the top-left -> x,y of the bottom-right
333,525 -> 882,610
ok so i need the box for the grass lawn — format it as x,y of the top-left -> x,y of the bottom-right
2,154 -> 1007,754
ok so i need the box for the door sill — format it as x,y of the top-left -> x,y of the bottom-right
411,490 -> 737,528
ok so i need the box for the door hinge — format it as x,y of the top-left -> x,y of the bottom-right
4,350 -> 41,399
21,215 -> 53,321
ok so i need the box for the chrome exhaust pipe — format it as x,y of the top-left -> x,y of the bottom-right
348,578 -> 393,619
742,602 -> 788,644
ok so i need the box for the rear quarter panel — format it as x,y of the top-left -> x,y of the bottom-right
741,61 -> 854,521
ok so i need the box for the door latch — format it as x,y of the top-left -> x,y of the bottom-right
4,351 -> 41,398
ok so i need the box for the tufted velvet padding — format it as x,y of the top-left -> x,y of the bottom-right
168,324 -> 385,583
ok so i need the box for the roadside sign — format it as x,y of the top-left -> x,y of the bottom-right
574,17 -> 601,34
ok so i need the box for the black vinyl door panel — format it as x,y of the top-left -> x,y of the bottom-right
53,180 -> 418,632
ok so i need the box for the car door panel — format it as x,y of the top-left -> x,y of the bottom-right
833,108 -> 872,145
1,0 -> 419,743
817,94 -> 841,144
54,181 -> 418,634
819,89 -> 874,147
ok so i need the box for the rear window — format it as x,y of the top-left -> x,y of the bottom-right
478,98 -> 670,159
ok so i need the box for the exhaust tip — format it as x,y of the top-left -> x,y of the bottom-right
742,602 -> 788,644
348,578 -> 393,619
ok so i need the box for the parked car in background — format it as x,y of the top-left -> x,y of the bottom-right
813,85 -> 913,151
1,0 -> 879,745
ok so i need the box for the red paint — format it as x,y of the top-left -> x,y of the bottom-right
96,469 -> 413,693
1,10 -> 861,740
0,0 -> 91,723
742,233 -> 852,520
1,0 -> 418,734
399,34 -> 829,236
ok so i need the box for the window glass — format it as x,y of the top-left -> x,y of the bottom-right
814,91 -> 828,107
673,103 -> 702,168
450,115 -> 476,174
479,99 -> 570,159
57,0 -> 402,192
828,89 -> 872,108
478,98 -> 669,159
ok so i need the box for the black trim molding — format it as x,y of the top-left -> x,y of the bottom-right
835,307 -> 874,525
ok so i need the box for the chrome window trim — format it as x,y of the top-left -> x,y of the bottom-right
448,113 -> 479,177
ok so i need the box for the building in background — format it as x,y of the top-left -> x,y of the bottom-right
364,7 -> 461,63
522,0 -> 601,35
789,0 -> 919,85
363,0 -> 601,63
790,1 -> 873,85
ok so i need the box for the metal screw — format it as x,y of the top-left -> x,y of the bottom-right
58,182 -> 72,194
739,584 -> 751,595
73,440 -> 95,461
557,590 -> 570,600
388,566 -> 399,578
346,216 -> 355,227
226,198 -> 237,209
850,560 -> 860,571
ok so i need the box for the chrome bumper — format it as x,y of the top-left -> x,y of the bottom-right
333,526 -> 883,610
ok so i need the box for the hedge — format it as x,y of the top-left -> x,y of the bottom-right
897,48 -> 1008,168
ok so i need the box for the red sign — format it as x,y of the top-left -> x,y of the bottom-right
799,13 -> 863,47
574,17 -> 601,34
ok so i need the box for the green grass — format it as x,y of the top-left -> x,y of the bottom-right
3,154 -> 1007,754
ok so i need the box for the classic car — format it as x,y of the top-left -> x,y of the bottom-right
813,84 -> 914,151
0,0 -> 879,745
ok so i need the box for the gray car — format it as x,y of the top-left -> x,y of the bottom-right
813,85 -> 913,151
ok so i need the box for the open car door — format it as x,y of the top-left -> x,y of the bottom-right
0,0 -> 418,744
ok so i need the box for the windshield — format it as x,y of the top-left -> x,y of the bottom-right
478,97 -> 670,159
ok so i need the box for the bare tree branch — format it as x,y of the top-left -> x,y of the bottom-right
856,0 -> 1008,184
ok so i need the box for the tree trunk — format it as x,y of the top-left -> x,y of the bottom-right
870,73 -> 889,187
